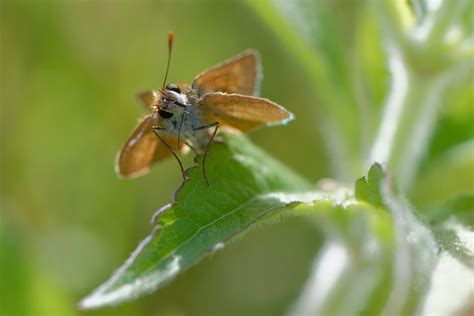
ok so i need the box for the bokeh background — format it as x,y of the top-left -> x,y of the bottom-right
1,1 -> 327,315
1,0 -> 473,315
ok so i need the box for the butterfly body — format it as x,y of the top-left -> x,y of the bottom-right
116,46 -> 294,181
139,85 -> 216,152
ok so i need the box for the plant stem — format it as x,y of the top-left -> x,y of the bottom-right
369,0 -> 472,190
370,44 -> 447,189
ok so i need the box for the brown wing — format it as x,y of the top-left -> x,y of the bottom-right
115,115 -> 185,178
192,50 -> 262,96
137,90 -> 159,111
199,92 -> 294,132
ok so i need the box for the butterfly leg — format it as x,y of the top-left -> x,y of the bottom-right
152,126 -> 186,180
177,112 -> 187,150
194,122 -> 219,187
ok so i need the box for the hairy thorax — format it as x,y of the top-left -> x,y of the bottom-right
159,86 -> 211,151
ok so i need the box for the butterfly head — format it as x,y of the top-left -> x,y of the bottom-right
156,83 -> 189,120
161,83 -> 181,101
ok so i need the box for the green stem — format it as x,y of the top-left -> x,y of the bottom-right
369,45 -> 447,189
369,0 -> 472,190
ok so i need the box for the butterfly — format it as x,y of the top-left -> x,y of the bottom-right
115,32 -> 294,185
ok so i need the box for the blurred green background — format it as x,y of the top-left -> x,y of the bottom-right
2,0 -> 473,315
1,1 -> 327,315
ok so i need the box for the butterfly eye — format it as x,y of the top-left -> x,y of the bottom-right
158,109 -> 173,119
166,83 -> 181,94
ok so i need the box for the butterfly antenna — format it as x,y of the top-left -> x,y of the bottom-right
162,31 -> 174,88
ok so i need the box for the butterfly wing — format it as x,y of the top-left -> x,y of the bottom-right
137,90 -> 159,111
115,114 -> 185,178
192,50 -> 262,96
199,92 -> 294,132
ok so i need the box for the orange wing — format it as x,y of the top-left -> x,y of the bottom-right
192,50 -> 261,96
199,92 -> 294,132
137,90 -> 159,111
115,115 -> 186,178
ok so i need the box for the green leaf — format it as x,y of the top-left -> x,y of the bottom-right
426,195 -> 474,269
80,153 -> 474,313
355,163 -> 386,209
79,134 -> 319,309
291,163 -> 441,315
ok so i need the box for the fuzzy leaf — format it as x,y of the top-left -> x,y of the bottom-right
291,163 -> 441,315
428,195 -> 474,269
79,134 -> 319,309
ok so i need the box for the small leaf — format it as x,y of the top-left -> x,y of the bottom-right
355,162 -> 386,209
80,134 -> 318,309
